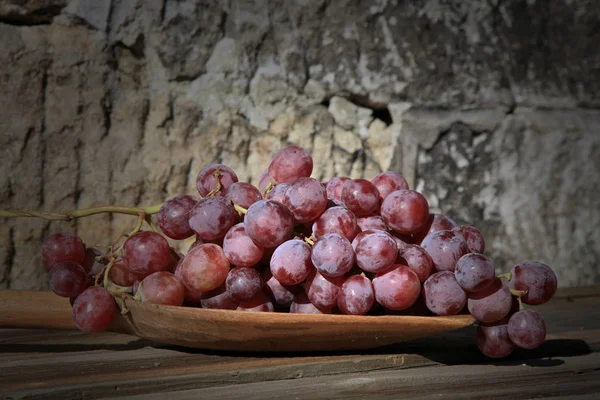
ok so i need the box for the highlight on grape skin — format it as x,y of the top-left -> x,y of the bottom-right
30,144 -> 558,358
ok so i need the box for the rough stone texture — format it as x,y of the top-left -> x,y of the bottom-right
0,0 -> 598,288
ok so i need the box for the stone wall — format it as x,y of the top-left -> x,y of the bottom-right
1,0 -> 598,289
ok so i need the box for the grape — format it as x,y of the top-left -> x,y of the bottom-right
258,168 -> 272,194
312,206 -> 359,241
179,243 -> 230,292
225,267 -> 263,302
453,225 -> 485,254
42,233 -> 86,271
468,277 -> 512,323
49,262 -> 87,298
325,176 -> 351,202
264,183 -> 289,203
81,247 -> 103,273
109,257 -> 144,287
305,270 -> 343,311
224,182 -> 262,211
371,171 -> 409,202
283,177 -> 328,223
237,291 -> 275,312
508,261 -> 557,305
290,290 -> 327,314
398,244 -> 434,282
420,230 -> 470,272
268,145 -> 313,184
270,239 -> 313,286
311,233 -> 355,277
262,268 -> 298,308
200,284 -> 238,309
174,263 -> 204,304
259,246 -> 276,267
188,196 -> 237,241
351,230 -> 377,250
188,236 -> 204,252
244,200 -> 295,248
166,247 -> 183,273
337,275 -> 374,315
357,215 -> 389,232
372,265 -> 421,310
137,271 -> 185,306
157,195 -> 198,240
414,213 -> 458,244
476,319 -> 515,358
381,190 -> 430,235
72,287 -> 116,333
422,271 -> 467,316
355,230 -> 398,273
455,253 -> 495,292
196,163 -> 238,196
223,223 -> 264,268
508,309 -> 546,349
123,231 -> 171,276
341,179 -> 380,218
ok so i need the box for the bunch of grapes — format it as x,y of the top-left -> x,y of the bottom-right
40,145 -> 557,358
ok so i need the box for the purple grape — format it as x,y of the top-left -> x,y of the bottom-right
341,179 -> 380,218
326,176 -> 351,203
355,231 -> 398,273
157,195 -> 198,240
455,253 -> 495,292
72,287 -> 116,333
200,284 -> 238,309
244,200 -> 295,248
398,244 -> 434,283
508,261 -> 557,306
257,168 -> 272,194
414,213 -> 458,244
224,182 -> 262,211
283,177 -> 328,223
109,257 -> 144,286
311,233 -> 355,277
137,271 -> 185,306
42,233 -> 86,271
264,183 -> 289,203
381,190 -> 430,235
468,277 -> 512,323
312,206 -> 359,241
338,275 -> 375,315
422,271 -> 467,316
262,268 -> 298,308
371,171 -> 409,202
188,196 -> 237,241
225,267 -> 263,302
476,319 -> 515,358
237,291 -> 275,312
81,247 -> 104,274
223,223 -> 264,268
268,146 -> 313,184
420,230 -> 470,272
123,231 -> 171,276
453,225 -> 485,254
290,290 -> 327,314
357,215 -> 389,232
508,309 -> 547,349
270,239 -> 313,286
179,243 -> 230,292
372,265 -> 421,310
196,163 -> 238,196
305,270 -> 343,311
49,262 -> 87,298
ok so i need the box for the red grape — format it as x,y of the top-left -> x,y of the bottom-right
355,231 -> 398,273
49,262 -> 87,298
422,271 -> 467,316
371,171 -> 409,202
268,146 -> 313,184
42,233 -> 86,271
81,247 -> 103,273
224,182 -> 262,211
326,176 -> 351,203
476,319 -> 515,358
455,253 -> 495,292
341,179 -> 380,218
109,257 -> 144,287
270,239 -> 313,286
244,200 -> 295,248
123,231 -> 171,276
468,277 -> 512,323
188,196 -> 237,241
258,168 -> 272,194
398,244 -> 434,282
381,190 -> 430,234
453,225 -> 485,254
262,268 -> 298,308
508,309 -> 546,349
312,206 -> 359,241
225,267 -> 263,302
311,233 -> 355,277
72,287 -> 116,333
237,291 -> 275,312
157,195 -> 198,240
338,275 -> 374,315
414,213 -> 458,244
264,183 -> 289,203
372,265 -> 421,310
420,230 -> 470,272
283,177 -> 328,223
357,215 -> 389,232
196,163 -> 238,196
223,223 -> 264,268
137,271 -> 185,306
179,243 -> 230,292
304,270 -> 343,311
508,261 -> 557,305
290,290 -> 327,314
200,284 -> 238,309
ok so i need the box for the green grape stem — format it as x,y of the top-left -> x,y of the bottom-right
0,204 -> 163,221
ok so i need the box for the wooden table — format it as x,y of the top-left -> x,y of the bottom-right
1,286 -> 599,399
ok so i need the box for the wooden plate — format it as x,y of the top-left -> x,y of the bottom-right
0,290 -> 476,352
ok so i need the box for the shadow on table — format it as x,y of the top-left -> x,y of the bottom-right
0,339 -> 153,353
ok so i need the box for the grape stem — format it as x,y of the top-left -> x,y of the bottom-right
233,203 -> 248,215
263,180 -> 275,197
304,235 -> 315,246
0,204 -> 163,221
497,272 -> 512,280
